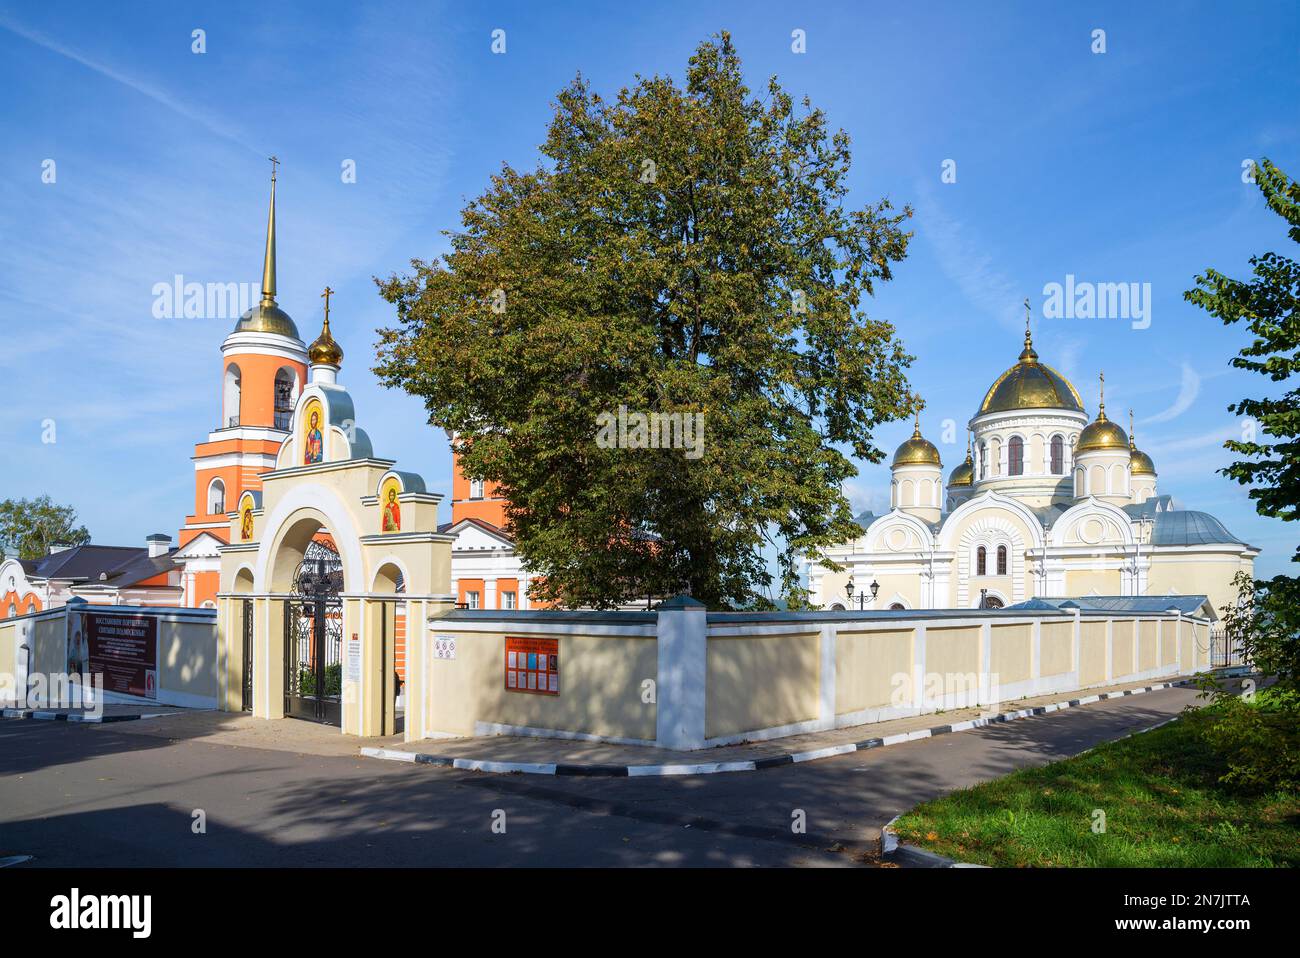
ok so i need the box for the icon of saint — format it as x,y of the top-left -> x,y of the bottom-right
383,487 -> 401,532
305,410 -> 323,464
241,506 -> 254,541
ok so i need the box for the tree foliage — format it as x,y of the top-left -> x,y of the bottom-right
1185,158 -> 1300,564
0,496 -> 90,560
375,34 -> 916,608
1186,158 -> 1300,673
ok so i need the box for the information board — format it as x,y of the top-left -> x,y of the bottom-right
504,637 -> 559,695
78,612 -> 158,699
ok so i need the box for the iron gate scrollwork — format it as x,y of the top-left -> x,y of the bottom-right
284,539 -> 343,724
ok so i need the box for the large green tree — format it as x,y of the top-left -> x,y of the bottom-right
0,496 -> 90,560
1185,158 -> 1300,677
376,34 -> 915,609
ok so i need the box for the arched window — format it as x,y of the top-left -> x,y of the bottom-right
888,602 -> 906,611
976,546 -> 987,576
207,478 -> 226,516
6,603 -> 15,618
1050,435 -> 1064,474
1008,436 -> 1024,476
997,545 -> 1008,575
274,368 -> 298,430
984,595 -> 1004,609
223,363 -> 241,427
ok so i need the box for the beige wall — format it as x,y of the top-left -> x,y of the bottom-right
425,628 -> 657,741
158,617 -> 218,704
926,626 -> 980,678
990,624 -> 1031,685
1041,621 -> 1073,677
1138,620 -> 1159,672
835,628 -> 913,714
707,632 -> 819,739
1078,620 -> 1107,687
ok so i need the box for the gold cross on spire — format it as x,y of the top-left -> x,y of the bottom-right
1098,370 -> 1106,417
269,155 -> 279,182
321,285 -> 334,322
1024,296 -> 1031,334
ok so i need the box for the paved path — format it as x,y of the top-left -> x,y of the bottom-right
0,684 -> 1201,867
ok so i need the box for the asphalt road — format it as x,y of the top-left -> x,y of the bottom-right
0,685 -> 1201,867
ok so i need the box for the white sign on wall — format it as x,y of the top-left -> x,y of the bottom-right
432,634 -> 456,660
345,635 -> 361,683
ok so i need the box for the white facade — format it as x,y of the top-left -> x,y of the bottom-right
809,333 -> 1257,615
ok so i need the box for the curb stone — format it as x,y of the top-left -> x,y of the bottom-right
881,815 -> 989,868
360,678 -> 1197,778
1,708 -> 172,724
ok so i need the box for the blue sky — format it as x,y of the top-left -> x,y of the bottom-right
1,0 -> 1297,577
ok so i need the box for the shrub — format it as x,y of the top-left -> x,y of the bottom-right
1191,687 -> 1300,792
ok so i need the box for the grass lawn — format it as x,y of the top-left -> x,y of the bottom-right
891,712 -> 1300,867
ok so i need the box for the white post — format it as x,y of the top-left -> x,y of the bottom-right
655,596 -> 707,749
819,623 -> 837,728
1105,617 -> 1114,683
912,624 -> 927,712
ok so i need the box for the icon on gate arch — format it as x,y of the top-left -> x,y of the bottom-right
302,398 -> 324,464
239,494 -> 255,541
380,476 -> 402,533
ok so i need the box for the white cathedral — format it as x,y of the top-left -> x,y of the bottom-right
808,326 -> 1257,615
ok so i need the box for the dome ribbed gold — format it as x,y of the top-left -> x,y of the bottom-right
309,315 -> 343,366
1128,410 -> 1156,475
1078,372 -> 1128,452
893,414 -> 941,468
978,328 -> 1083,415
948,453 -> 974,487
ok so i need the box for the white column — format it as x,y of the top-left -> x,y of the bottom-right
484,578 -> 497,611
818,623 -> 837,728
655,596 -> 707,749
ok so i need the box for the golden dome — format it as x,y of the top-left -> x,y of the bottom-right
948,452 -> 974,487
1128,410 -> 1156,475
893,414 -> 941,468
1077,373 -> 1128,452
1130,448 -> 1156,475
234,302 -> 299,339
978,329 -> 1083,415
309,314 -> 343,366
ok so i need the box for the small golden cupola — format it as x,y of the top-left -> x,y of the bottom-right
893,408 -> 942,468
948,434 -> 974,487
308,285 -> 344,367
1077,372 -> 1128,452
1128,409 -> 1156,476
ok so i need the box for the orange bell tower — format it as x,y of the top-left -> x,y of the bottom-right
176,160 -> 309,606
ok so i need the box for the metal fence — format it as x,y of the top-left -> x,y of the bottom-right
1210,626 -> 1249,669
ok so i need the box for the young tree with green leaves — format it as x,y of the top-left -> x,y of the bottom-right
376,34 -> 916,609
0,496 -> 90,560
1185,158 -> 1300,681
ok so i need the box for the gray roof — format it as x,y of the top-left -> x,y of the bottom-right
1150,510 -> 1248,547
27,544 -> 178,590
1009,594 -> 1214,617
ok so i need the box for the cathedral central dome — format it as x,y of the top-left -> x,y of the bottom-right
978,330 -> 1083,416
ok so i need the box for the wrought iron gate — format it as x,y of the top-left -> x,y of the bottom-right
241,599 -> 254,712
284,540 -> 343,724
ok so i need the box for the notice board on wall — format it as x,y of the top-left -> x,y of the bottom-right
504,637 -> 559,695
76,612 -> 158,699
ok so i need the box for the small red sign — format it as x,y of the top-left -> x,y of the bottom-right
504,637 -> 559,695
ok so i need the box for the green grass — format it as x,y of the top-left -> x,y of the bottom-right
892,712 -> 1300,867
